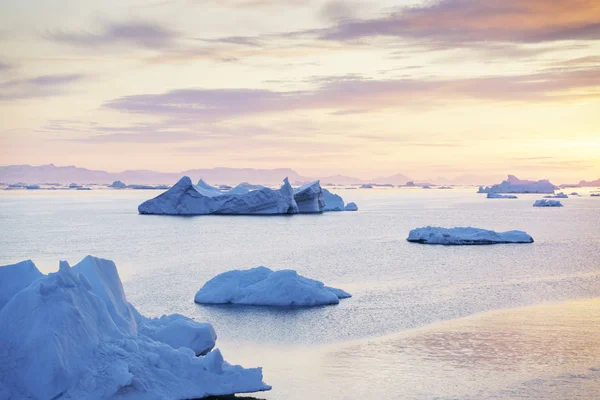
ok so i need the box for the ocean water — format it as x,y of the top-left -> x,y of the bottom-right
1,187 -> 599,399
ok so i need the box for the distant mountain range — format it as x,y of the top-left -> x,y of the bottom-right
0,164 -> 413,186
2,164 -> 596,187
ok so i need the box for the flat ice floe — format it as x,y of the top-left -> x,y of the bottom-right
407,227 -> 534,245
478,175 -> 556,194
533,199 -> 564,207
486,193 -> 518,199
194,267 -> 351,307
0,256 -> 270,400
544,192 -> 568,198
138,176 -> 298,215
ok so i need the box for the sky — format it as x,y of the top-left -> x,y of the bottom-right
1,0 -> 599,182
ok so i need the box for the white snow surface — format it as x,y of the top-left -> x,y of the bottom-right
0,259 -> 43,310
322,188 -> 345,211
533,199 -> 564,207
407,226 -> 534,245
486,193 -> 518,199
293,181 -> 325,213
344,202 -> 358,211
544,192 -> 568,198
0,256 -> 270,400
194,267 -> 351,307
138,176 -> 298,215
478,175 -> 556,194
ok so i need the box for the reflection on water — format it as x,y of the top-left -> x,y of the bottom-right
220,299 -> 600,400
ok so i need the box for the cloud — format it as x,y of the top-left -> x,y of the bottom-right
0,61 -> 13,72
196,36 -> 263,47
0,74 -> 84,101
322,0 -> 600,45
47,21 -> 178,49
319,1 -> 360,22
104,67 -> 600,120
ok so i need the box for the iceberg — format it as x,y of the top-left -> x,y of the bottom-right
533,199 -> 563,207
344,202 -> 358,211
322,188 -> 345,211
544,192 -> 568,198
486,192 -> 517,199
0,256 -> 270,400
109,180 -> 127,189
0,259 -> 43,310
293,181 -> 325,213
592,193 -> 600,197
570,192 -> 580,196
406,226 -> 534,245
360,184 -> 373,188
478,175 -> 556,194
138,176 -> 298,215
194,267 -> 351,307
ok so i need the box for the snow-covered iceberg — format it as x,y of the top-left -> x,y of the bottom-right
406,226 -> 534,245
138,176 -> 298,215
0,256 -> 270,400
544,192 -> 568,198
194,267 -> 351,307
486,193 -> 518,199
322,188 -> 345,211
0,259 -> 43,310
293,181 -> 325,213
478,175 -> 556,194
344,202 -> 358,211
533,199 -> 563,207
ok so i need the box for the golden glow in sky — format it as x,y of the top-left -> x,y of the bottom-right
1,0 -> 599,182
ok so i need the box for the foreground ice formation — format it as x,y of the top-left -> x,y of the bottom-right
478,175 -> 556,194
0,256 -> 270,400
194,267 -> 351,307
407,227 -> 534,245
344,202 -> 358,211
486,193 -> 518,199
293,181 -> 325,213
544,192 -> 568,199
139,176 -> 298,215
533,199 -> 563,207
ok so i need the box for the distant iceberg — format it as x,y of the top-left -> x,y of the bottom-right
0,256 -> 270,400
570,192 -> 580,196
360,184 -> 373,189
109,180 -> 127,189
407,226 -> 534,245
194,267 -> 351,307
592,193 -> 600,197
344,202 -> 358,211
139,176 -> 298,215
478,175 -> 556,194
293,181 -> 325,213
544,192 -> 568,199
486,193 -> 517,199
533,199 -> 563,207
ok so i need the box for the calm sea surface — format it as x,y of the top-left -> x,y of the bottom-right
1,187 -> 599,399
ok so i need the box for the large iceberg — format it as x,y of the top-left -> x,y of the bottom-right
544,192 -> 568,199
486,192 -> 517,199
322,188 -> 345,211
194,267 -> 351,307
138,176 -> 298,215
533,199 -> 563,207
478,175 -> 556,194
293,181 -> 325,213
0,259 -> 43,310
0,256 -> 270,400
406,226 -> 534,245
